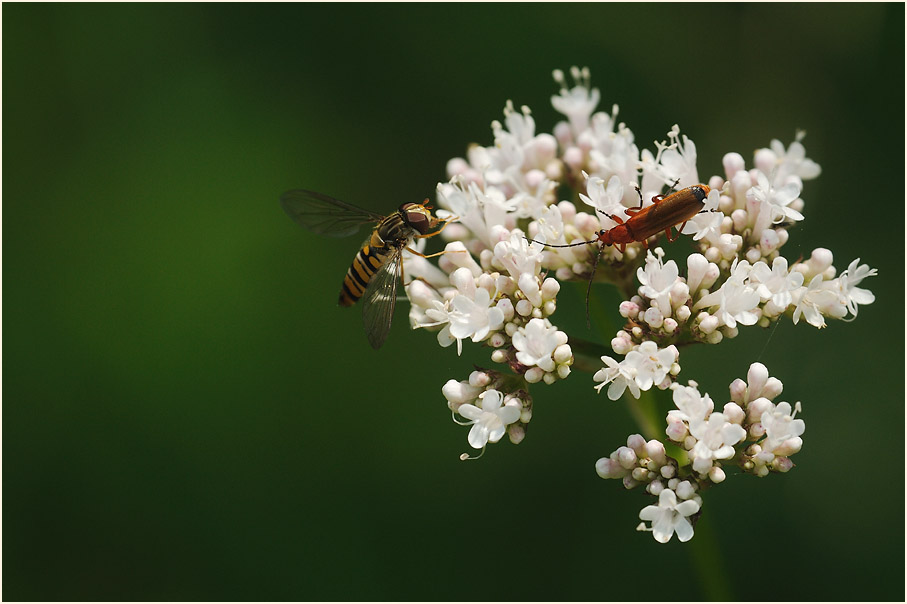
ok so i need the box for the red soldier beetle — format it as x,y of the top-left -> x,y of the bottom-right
528,182 -> 713,325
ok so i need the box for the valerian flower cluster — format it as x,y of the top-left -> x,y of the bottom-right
401,67 -> 877,541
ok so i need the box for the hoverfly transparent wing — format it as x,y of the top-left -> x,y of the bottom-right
360,247 -> 403,349
280,189 -> 384,238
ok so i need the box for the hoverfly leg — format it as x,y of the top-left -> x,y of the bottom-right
404,246 -> 466,259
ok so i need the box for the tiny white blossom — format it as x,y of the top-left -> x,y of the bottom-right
791,274 -> 844,329
551,66 -> 600,135
594,355 -> 640,400
838,258 -> 877,320
626,341 -> 677,391
761,401 -> 805,454
688,412 -> 747,474
457,389 -> 521,449
447,270 -> 504,354
579,173 -> 625,221
512,318 -> 566,373
750,256 -> 804,309
695,262 -> 760,328
638,488 -> 700,543
637,248 -> 680,317
748,171 -> 804,224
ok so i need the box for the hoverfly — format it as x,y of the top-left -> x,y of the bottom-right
281,189 -> 452,350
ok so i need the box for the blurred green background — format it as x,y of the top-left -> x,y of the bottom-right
3,3 -> 903,601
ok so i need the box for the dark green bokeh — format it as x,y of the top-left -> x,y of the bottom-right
4,3 -> 903,601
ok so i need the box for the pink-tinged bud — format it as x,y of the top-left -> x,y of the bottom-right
562,145 -> 584,170
442,379 -> 480,405
723,402 -> 745,425
729,378 -> 747,405
675,305 -> 691,323
708,466 -> 726,483
469,371 -> 491,388
619,300 -> 640,319
699,315 -> 719,334
595,457 -> 626,479
722,152 -> 746,178
666,418 -> 687,442
524,367 -> 544,383
675,480 -> 696,500
541,277 -> 560,300
644,306 -> 664,328
631,467 -> 649,482
660,464 -> 676,479
646,440 -> 667,464
774,437 -> 803,457
446,157 -> 470,177
617,446 -> 638,469
622,475 -> 639,490
647,479 -> 665,496
748,423 -> 766,440
731,208 -> 749,233
762,377 -> 784,400
772,456 -> 794,473
753,148 -> 777,175
507,423 -> 526,445
627,434 -> 647,457
746,362 -> 770,400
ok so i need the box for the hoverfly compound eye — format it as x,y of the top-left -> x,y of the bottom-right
403,208 -> 432,234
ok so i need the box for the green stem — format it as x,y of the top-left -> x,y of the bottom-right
688,513 -> 733,600
622,388 -> 661,441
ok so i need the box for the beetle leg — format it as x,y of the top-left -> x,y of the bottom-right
633,185 -> 644,210
597,209 -> 625,225
665,226 -> 679,242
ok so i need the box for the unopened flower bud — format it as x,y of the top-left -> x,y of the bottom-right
709,466 -> 726,483
617,446 -> 638,469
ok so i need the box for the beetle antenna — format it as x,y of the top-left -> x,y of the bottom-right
585,244 -> 606,329
524,236 -> 597,249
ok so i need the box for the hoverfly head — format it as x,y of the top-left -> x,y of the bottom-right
399,203 -> 435,235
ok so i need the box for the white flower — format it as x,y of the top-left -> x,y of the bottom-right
457,389 -> 521,449
593,355 -> 640,400
436,180 -> 516,249
680,188 -> 723,241
638,488 -> 700,543
579,173 -> 625,222
688,412 -> 747,474
657,126 -> 700,186
637,248 -> 680,317
767,133 -> 822,183
512,318 -> 566,373
761,401 -> 805,455
493,231 -> 544,280
670,383 -> 713,424
838,258 -> 877,320
747,171 -> 804,224
447,269 -> 504,354
749,256 -> 804,310
625,341 -> 677,391
791,274 -> 845,329
695,261 -> 760,328
551,66 -> 600,135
